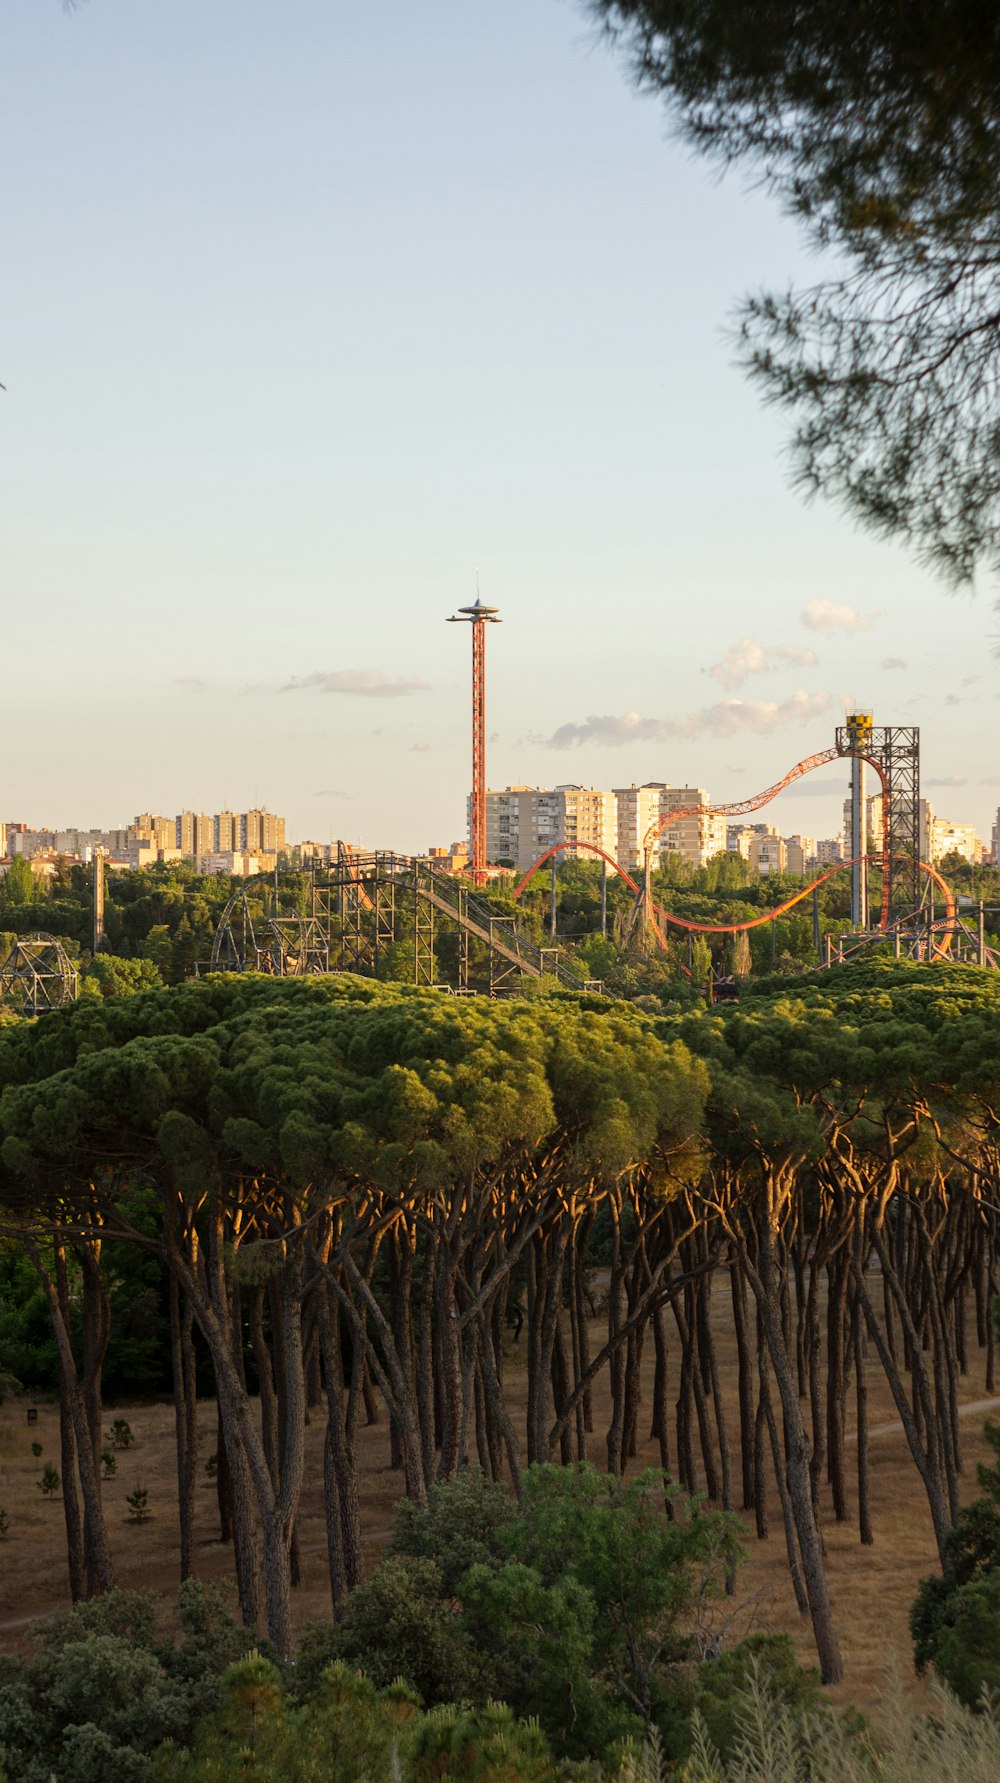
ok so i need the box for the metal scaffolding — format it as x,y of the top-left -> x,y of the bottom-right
836,718 -> 922,923
0,933 -> 79,1015
209,852 -> 598,998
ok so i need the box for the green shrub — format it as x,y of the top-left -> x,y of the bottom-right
692,1634 -> 824,1762
933,1571 -> 1000,1710
391,1465 -> 516,1595
0,1586 -> 254,1783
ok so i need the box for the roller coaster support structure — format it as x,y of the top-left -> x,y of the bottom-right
836,718 -> 921,924
211,850 -> 598,996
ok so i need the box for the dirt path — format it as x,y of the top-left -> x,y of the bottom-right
861,1394 -> 1000,1443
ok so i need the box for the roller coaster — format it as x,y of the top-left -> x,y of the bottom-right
511,720 -> 987,969
203,720 -> 997,996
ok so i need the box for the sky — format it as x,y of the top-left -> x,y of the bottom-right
3,0 -> 996,852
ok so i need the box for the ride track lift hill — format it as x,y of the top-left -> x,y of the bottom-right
210,845 -> 604,997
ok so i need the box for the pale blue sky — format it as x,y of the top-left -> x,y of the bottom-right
3,0 -> 995,850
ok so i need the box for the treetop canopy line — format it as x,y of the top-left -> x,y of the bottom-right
2,961 -> 1000,1685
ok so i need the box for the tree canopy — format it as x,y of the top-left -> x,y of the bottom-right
593,0 -> 1000,583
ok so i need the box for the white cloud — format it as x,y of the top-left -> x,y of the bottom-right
705,637 -> 818,691
548,713 -> 672,749
547,690 -> 832,748
409,741 -> 431,753
927,775 -> 967,787
802,600 -> 877,634
282,670 -> 430,698
667,689 -> 833,740
881,656 -> 907,671
173,675 -> 207,689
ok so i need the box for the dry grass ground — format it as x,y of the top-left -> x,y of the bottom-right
0,1278 -> 995,1726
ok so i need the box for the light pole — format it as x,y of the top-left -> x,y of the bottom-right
447,593 -> 501,888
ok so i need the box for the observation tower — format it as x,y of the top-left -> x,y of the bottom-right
447,592 -> 501,887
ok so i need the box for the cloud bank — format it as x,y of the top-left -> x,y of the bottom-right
547,690 -> 832,748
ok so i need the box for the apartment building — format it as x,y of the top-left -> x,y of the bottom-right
750,832 -> 787,876
657,788 -> 727,867
784,835 -> 816,875
614,785 -> 667,871
929,816 -> 981,865
197,851 -> 276,878
843,795 -> 932,861
485,786 -> 615,872
727,822 -> 775,862
133,813 -> 177,852
242,808 -> 286,854
214,810 -> 240,852
614,784 -> 726,870
815,838 -> 844,865
176,811 -> 214,858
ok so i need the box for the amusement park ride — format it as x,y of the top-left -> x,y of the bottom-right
0,710 -> 995,1015
161,711 -> 1000,992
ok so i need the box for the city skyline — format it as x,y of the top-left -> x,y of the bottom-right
2,2 -> 995,850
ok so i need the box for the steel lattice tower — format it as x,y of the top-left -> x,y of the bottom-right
836,719 -> 921,921
448,593 -> 501,886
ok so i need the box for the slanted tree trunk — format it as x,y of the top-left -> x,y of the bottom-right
28,1239 -> 115,1598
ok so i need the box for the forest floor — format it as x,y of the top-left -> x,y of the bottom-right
0,1278 -> 995,1727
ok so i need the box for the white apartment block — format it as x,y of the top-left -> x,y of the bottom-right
657,787 -> 727,867
614,785 -> 666,871
485,786 -> 616,872
615,784 -> 725,870
929,817 -> 981,866
815,838 -> 844,865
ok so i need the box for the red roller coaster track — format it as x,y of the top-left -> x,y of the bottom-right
512,745 -> 956,960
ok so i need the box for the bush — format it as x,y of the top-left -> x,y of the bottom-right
108,1419 -> 134,1450
391,1466 -> 516,1595
159,1657 -> 589,1783
0,1586 -> 255,1783
692,1634 -> 824,1763
911,1420 -> 1000,1685
304,1555 -> 487,1706
933,1571 -> 1000,1710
